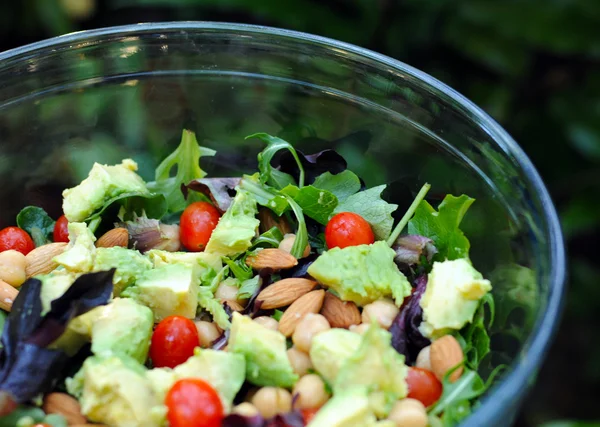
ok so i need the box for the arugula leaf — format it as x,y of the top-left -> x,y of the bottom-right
223,257 -> 254,282
334,185 -> 398,240
237,276 -> 260,300
85,192 -> 167,223
253,227 -> 284,249
407,194 -> 475,260
16,207 -> 55,247
148,129 -> 215,213
280,185 -> 338,225
312,170 -> 361,200
238,175 -> 290,216
455,293 -> 495,371
247,133 -> 305,188
284,197 -> 309,259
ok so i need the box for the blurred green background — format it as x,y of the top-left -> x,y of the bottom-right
1,0 -> 599,426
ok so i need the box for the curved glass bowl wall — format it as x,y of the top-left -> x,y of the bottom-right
0,22 -> 565,426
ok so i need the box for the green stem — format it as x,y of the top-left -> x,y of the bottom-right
285,197 -> 308,259
386,182 -> 431,246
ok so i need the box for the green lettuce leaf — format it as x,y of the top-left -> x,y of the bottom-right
252,227 -> 284,249
198,287 -> 231,330
16,206 -> 55,247
455,293 -> 495,371
237,276 -> 260,300
280,184 -> 338,225
247,133 -> 305,189
86,192 -> 167,223
223,256 -> 254,282
407,194 -> 475,260
334,185 -> 398,240
148,129 -> 215,213
313,170 -> 361,200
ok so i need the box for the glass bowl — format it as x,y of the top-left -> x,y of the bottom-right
0,22 -> 565,426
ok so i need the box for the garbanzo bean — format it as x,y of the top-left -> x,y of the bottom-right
251,387 -> 292,419
292,313 -> 330,353
361,299 -> 399,329
287,346 -> 313,376
292,374 -> 330,409
194,320 -> 220,348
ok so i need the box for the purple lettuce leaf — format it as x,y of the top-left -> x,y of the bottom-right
186,178 -> 241,213
276,149 -> 347,185
222,410 -> 305,427
392,235 -> 438,266
242,268 -> 274,318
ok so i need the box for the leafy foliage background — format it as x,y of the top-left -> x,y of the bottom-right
1,0 -> 599,425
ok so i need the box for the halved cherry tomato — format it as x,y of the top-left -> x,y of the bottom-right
150,316 -> 200,368
166,378 -> 223,427
53,215 -> 70,243
301,408 -> 319,424
406,366 -> 443,407
325,212 -> 374,249
179,202 -> 220,252
0,227 -> 35,255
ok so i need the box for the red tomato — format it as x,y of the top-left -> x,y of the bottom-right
301,408 -> 319,424
150,316 -> 200,368
325,212 -> 374,249
406,367 -> 443,407
0,227 -> 35,255
166,378 -> 223,427
179,202 -> 221,252
53,215 -> 70,243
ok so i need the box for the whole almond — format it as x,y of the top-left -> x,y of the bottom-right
42,392 -> 87,425
25,242 -> 67,278
257,278 -> 317,309
224,300 -> 245,312
278,290 -> 325,337
320,292 -> 361,329
96,228 -> 129,248
258,207 -> 292,235
0,280 -> 18,312
245,248 -> 298,270
430,335 -> 464,382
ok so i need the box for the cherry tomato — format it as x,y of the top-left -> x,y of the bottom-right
166,378 -> 223,427
53,215 -> 70,243
301,408 -> 319,424
406,367 -> 443,407
179,202 -> 221,252
0,227 -> 35,255
150,316 -> 200,368
325,212 -> 374,249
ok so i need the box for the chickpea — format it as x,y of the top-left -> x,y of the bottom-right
0,250 -> 27,287
279,234 -> 311,258
194,321 -> 221,347
361,299 -> 399,329
232,402 -> 259,417
349,323 -> 370,335
292,313 -> 330,353
215,281 -> 241,302
287,346 -> 313,376
251,387 -> 292,419
292,374 -> 330,409
254,316 -> 279,331
415,345 -> 432,371
387,398 -> 428,427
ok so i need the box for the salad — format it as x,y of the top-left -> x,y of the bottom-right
0,129 -> 502,427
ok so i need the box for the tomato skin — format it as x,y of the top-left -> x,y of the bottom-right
179,202 -> 221,252
406,367 -> 443,407
150,316 -> 200,368
0,227 -> 35,255
53,215 -> 70,243
301,408 -> 319,424
325,212 -> 375,249
166,378 -> 224,427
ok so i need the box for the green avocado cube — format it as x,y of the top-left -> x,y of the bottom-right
93,247 -> 152,296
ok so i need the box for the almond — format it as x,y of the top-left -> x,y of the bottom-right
430,335 -> 464,382
257,278 -> 317,309
245,248 -> 298,270
320,292 -> 361,328
224,300 -> 245,312
25,242 -> 67,278
96,227 -> 129,248
42,392 -> 87,425
258,207 -> 292,235
0,280 -> 18,312
278,290 -> 325,337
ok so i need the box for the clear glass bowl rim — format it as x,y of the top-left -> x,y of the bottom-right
0,21 -> 566,425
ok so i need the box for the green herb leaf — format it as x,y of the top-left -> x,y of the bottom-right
16,207 -> 55,247
334,185 -> 398,240
280,184 -> 338,225
239,175 -> 290,216
148,129 -> 215,213
407,194 -> 475,260
247,133 -> 305,188
455,293 -> 495,371
237,275 -> 260,300
253,227 -> 285,248
223,257 -> 254,282
273,310 -> 284,321
312,170 -> 361,200
285,196 -> 309,259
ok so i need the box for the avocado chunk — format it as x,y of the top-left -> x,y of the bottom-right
62,159 -> 150,222
67,354 -> 164,427
307,241 -> 412,307
419,258 -> 492,339
334,324 -> 408,417
54,222 -> 97,273
205,190 -> 260,256
38,269 -> 79,314
122,263 -> 199,322
147,348 -> 246,412
309,329 -> 362,384
306,390 -> 379,427
228,312 -> 298,388
93,247 -> 152,296
146,249 -> 222,277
